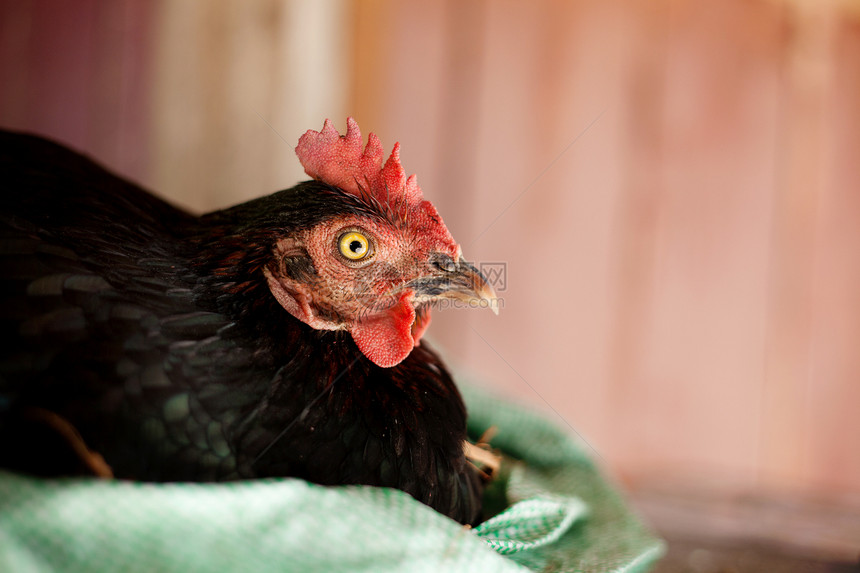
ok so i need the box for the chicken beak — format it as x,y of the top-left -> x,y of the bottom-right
410,256 -> 500,315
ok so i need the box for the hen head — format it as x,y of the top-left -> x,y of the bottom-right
263,118 -> 497,368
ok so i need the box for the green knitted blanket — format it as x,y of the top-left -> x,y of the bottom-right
0,385 -> 664,572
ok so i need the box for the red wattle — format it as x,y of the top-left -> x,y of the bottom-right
349,291 -> 417,368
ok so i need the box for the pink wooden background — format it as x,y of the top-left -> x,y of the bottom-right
2,0 -> 858,499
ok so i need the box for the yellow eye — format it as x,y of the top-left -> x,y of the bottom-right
338,231 -> 372,261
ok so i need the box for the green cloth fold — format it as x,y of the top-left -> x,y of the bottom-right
0,385 -> 664,572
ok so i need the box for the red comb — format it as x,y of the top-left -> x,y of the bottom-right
295,118 -> 423,210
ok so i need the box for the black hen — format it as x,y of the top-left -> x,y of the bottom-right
0,120 -> 497,525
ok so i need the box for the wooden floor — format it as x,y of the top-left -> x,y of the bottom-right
652,536 -> 859,573
631,482 -> 860,573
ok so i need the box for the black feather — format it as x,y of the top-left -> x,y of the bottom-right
0,130 -> 482,525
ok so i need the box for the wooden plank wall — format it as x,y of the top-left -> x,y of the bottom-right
0,0 -> 349,212
1,0 -> 858,498
350,0 -> 860,497
148,0 -> 350,212
0,0 -> 154,185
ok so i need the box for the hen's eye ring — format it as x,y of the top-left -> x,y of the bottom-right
338,231 -> 372,261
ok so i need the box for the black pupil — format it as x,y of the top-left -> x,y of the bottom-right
349,240 -> 363,253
